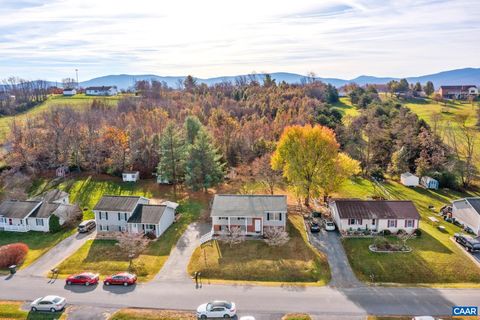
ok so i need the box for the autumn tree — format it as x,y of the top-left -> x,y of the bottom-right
102,126 -> 130,173
157,122 -> 187,193
321,153 -> 360,201
251,153 -> 282,194
185,129 -> 225,192
272,125 -> 357,206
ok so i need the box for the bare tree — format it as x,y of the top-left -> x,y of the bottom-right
0,169 -> 31,200
220,226 -> 245,247
251,153 -> 282,194
115,232 -> 150,268
264,227 -> 290,246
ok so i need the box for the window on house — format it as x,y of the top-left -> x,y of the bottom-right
348,219 -> 361,225
105,212 -> 109,220
372,219 -> 376,225
118,212 -> 121,221
267,212 -> 282,221
387,220 -> 397,228
124,213 -> 127,221
36,219 -> 44,226
218,217 -> 228,220
405,219 -> 414,228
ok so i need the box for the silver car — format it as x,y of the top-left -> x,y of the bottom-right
30,295 -> 66,312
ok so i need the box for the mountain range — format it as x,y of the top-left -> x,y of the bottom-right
77,68 -> 480,90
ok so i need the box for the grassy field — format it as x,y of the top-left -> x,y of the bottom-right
0,94 -> 122,143
337,177 -> 480,285
0,301 -> 66,320
109,309 -> 195,320
187,214 -> 330,284
0,229 -> 74,271
332,97 -> 360,123
55,200 -> 203,281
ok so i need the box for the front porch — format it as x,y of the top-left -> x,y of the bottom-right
212,216 -> 263,236
128,222 -> 159,237
0,223 -> 30,232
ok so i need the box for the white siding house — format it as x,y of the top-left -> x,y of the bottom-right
63,89 -> 76,96
85,86 -> 118,96
122,171 -> 139,182
330,199 -> 421,234
211,194 -> 287,236
451,197 -> 480,236
400,172 -> 419,187
93,195 -> 177,237
420,176 -> 439,190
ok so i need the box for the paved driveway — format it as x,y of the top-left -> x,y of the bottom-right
309,229 -> 362,288
154,222 -> 210,282
20,230 -> 96,277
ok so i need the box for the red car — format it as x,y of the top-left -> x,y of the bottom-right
104,272 -> 137,286
65,272 -> 99,286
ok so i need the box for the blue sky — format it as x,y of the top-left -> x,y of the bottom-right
0,0 -> 479,81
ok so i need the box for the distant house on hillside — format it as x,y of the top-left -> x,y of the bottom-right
56,166 -> 69,178
438,85 -> 478,99
85,86 -> 118,96
420,176 -> 439,190
63,88 -> 76,96
122,171 -> 139,182
400,172 -> 419,187
330,199 -> 421,234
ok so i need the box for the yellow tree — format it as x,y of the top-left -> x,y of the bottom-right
272,124 -> 359,206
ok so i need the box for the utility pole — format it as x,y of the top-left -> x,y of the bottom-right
75,69 -> 79,88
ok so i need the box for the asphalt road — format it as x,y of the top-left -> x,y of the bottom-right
2,274 -> 479,318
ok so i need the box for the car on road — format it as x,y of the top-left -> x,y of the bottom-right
30,295 -> 66,313
197,300 -> 236,319
104,272 -> 137,286
66,272 -> 99,286
325,220 -> 336,231
454,233 -> 480,252
309,221 -> 321,233
78,219 -> 96,233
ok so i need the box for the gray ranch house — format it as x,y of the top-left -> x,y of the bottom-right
330,199 -> 421,234
451,197 -> 480,236
211,194 -> 287,236
93,195 -> 177,238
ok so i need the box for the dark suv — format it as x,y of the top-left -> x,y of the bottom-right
78,220 -> 96,233
454,233 -> 480,252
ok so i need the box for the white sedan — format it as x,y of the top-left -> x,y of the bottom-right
197,300 -> 236,319
325,220 -> 336,231
30,295 -> 66,312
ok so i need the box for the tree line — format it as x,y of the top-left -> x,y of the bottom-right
0,77 -> 49,115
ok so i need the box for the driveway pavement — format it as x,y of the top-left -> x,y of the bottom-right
154,222 -> 210,282
309,229 -> 362,288
20,230 -> 96,277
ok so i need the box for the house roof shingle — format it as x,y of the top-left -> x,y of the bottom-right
31,189 -> 68,203
465,197 -> 480,215
86,86 -> 114,91
211,194 -> 287,217
332,199 -> 421,220
127,204 -> 167,224
29,202 -> 61,218
0,200 -> 42,219
93,195 -> 142,212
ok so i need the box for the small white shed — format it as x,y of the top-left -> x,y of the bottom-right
122,171 -> 139,182
63,89 -> 76,96
420,176 -> 439,190
400,172 -> 419,187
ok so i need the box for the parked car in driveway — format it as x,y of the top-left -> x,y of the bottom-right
197,300 -> 236,319
325,219 -> 336,231
104,272 -> 137,286
454,233 -> 480,252
309,221 -> 321,233
30,295 -> 66,312
66,272 -> 99,286
78,220 -> 96,233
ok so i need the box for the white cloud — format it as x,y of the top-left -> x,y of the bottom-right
0,0 -> 478,80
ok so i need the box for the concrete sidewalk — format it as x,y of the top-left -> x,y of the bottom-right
20,230 -> 96,277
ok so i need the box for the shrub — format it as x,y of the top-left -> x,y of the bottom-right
396,229 -> 406,235
145,231 -> 157,240
0,243 -> 29,268
49,214 -> 62,233
413,229 -> 422,237
129,261 -> 147,276
381,229 -> 391,236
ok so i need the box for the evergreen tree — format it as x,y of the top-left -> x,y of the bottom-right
157,122 -> 186,191
424,81 -> 435,96
184,115 -> 202,145
185,129 -> 225,191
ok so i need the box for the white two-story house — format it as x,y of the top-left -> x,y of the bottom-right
210,194 -> 288,236
93,195 -> 177,238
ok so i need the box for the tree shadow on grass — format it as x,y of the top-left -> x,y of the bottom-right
27,309 -> 65,320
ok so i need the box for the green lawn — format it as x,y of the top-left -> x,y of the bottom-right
55,200 -> 203,281
0,94 -> 122,143
0,229 -> 74,271
187,215 -> 330,284
110,309 -> 195,320
332,97 -> 360,123
30,175 -> 177,220
0,301 -> 66,320
336,177 -> 480,285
